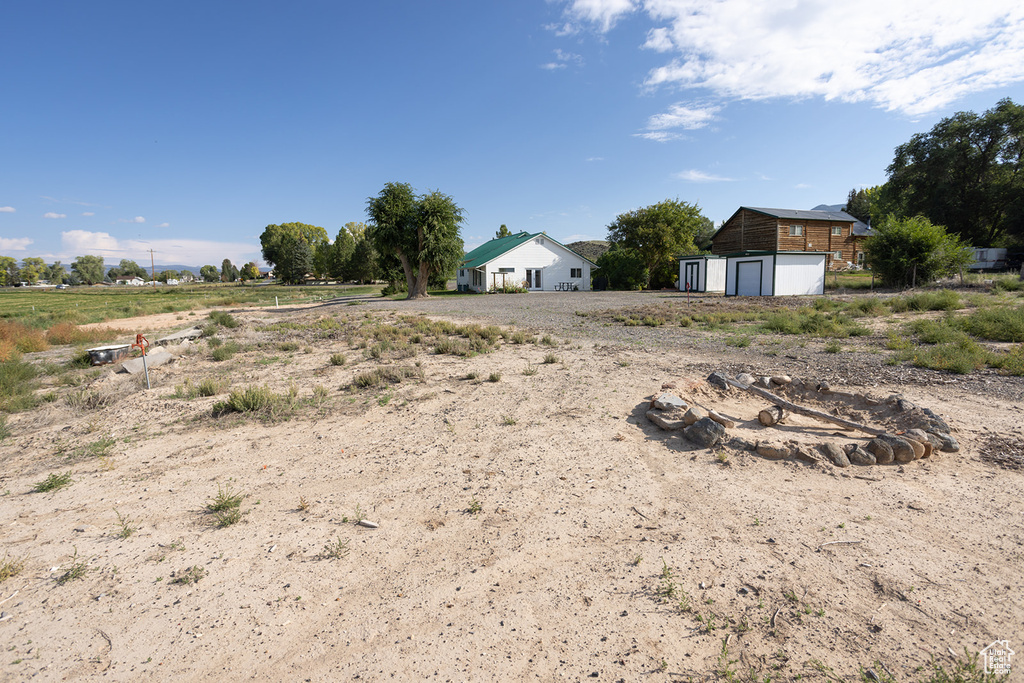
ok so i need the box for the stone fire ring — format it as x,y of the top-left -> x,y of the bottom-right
645,371 -> 960,468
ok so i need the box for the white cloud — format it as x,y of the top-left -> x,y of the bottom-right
794,183 -> 812,190
0,206 -> 15,213
563,0 -> 637,33
43,212 -> 67,219
568,0 -> 1024,116
541,48 -> 584,70
0,237 -> 33,251
674,169 -> 735,183
585,157 -> 604,162
59,231 -> 259,266
81,211 -> 95,216
158,222 -> 170,228
129,216 -> 146,223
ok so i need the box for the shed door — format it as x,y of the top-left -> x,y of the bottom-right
683,262 -> 699,291
735,260 -> 763,296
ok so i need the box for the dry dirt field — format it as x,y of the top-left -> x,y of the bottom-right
1,291 -> 1022,682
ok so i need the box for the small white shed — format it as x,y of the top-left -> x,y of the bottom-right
678,255 -> 726,293
724,251 -> 826,297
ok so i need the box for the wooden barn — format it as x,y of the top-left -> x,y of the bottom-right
712,207 -> 872,270
678,255 -> 726,293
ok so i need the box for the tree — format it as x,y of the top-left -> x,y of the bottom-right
883,98 -> 1024,247
259,222 -> 329,275
19,257 -> 46,285
366,182 -> 465,299
72,255 -> 105,285
864,215 -> 973,288
221,259 -> 239,282
606,198 -> 708,289
326,227 -> 356,280
845,188 -> 872,224
157,270 -> 179,283
200,265 -> 219,282
0,256 -> 17,286
595,244 -> 648,290
46,261 -> 66,284
496,224 -> 512,239
108,259 -> 148,280
240,262 -> 260,281
349,236 -> 378,284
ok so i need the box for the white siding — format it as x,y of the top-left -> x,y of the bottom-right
726,256 -> 773,296
775,253 -> 826,295
470,238 -> 591,292
680,257 -> 726,293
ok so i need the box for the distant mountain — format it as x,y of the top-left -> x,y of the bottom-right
566,240 -> 610,262
811,204 -> 846,212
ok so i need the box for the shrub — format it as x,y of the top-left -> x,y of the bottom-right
211,341 -> 240,362
962,306 -> 1024,342
208,311 -> 239,328
212,385 -> 278,416
864,215 -> 973,288
0,358 -> 39,412
329,353 -> 346,366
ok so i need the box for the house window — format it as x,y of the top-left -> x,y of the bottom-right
833,251 -> 842,260
857,252 -> 865,265
459,269 -> 465,278
472,270 -> 483,287
831,226 -> 842,236
498,267 -> 514,273
570,268 -> 582,278
789,225 -> 803,236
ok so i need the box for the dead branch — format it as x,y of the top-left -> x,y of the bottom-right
727,378 -> 887,436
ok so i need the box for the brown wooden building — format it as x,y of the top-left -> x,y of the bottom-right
711,207 -> 872,270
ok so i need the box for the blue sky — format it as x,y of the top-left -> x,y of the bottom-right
2,1 -> 1023,268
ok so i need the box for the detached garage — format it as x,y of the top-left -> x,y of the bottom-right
724,251 -> 826,297
678,255 -> 725,293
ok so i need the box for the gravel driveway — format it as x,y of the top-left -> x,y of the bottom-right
320,290 -> 1024,401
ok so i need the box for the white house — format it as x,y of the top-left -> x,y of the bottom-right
678,255 -> 726,293
723,251 -> 826,296
457,232 -> 597,293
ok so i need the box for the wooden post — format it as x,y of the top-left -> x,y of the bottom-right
727,378 -> 887,436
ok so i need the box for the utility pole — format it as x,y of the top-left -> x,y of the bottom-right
149,249 -> 156,287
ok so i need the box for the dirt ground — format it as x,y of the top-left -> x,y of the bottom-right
1,296 -> 1022,682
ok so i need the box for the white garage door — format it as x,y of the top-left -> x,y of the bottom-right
736,261 -> 763,296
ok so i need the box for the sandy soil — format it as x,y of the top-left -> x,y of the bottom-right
1,295 -> 1022,682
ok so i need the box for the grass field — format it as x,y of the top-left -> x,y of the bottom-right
0,282 -> 382,329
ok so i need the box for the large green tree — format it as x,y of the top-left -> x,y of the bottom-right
240,262 -> 260,281
199,265 -> 219,282
19,257 -> 46,285
221,259 -> 238,283
366,182 -> 465,299
864,215 -> 973,288
259,222 -> 329,282
46,261 -> 66,284
606,198 -> 708,288
495,224 -> 512,238
0,256 -> 18,286
72,255 -> 105,285
348,236 -> 378,284
595,244 -> 647,290
107,259 -> 148,280
882,98 -> 1024,247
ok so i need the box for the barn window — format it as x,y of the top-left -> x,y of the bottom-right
833,251 -> 842,260
570,268 -> 582,278
831,226 -> 842,236
498,267 -> 514,273
789,225 -> 803,236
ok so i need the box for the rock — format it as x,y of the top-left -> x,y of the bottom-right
682,406 -> 708,426
928,417 -> 952,433
683,417 -> 726,448
757,376 -> 773,388
706,372 -> 731,390
847,445 -> 876,466
120,347 -> 173,375
863,396 -> 881,406
866,438 -> 894,465
707,409 -> 736,429
817,382 -> 831,393
758,406 -> 785,426
895,398 -> 916,413
819,443 -> 850,467
770,375 -> 792,386
652,393 -> 687,411
793,447 -> 818,463
646,409 -> 686,431
356,520 -> 379,529
756,442 -> 791,460
728,437 -> 756,451
735,373 -> 755,386
902,437 -> 926,460
661,382 -> 677,390
929,431 -> 960,452
904,429 -> 934,458
877,434 -> 916,463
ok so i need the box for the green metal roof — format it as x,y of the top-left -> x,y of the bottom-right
461,231 -> 598,269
